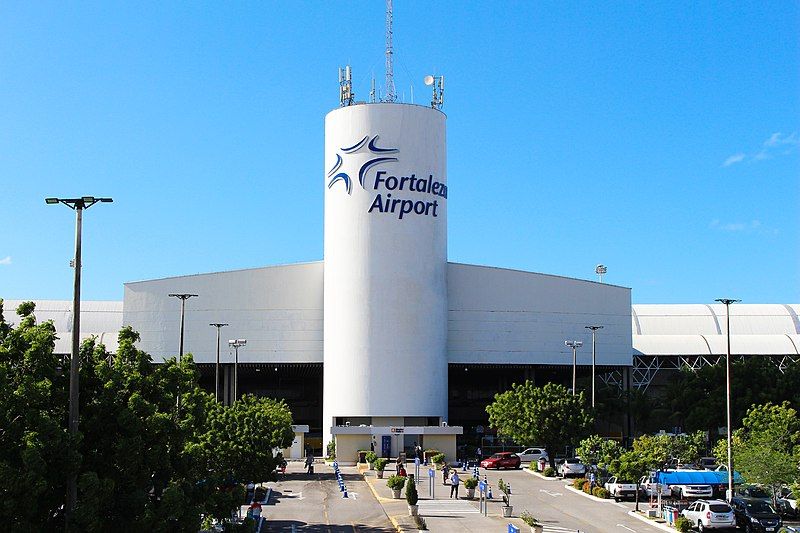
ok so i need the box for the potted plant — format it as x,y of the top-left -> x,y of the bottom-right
520,510 -> 543,533
374,458 -> 388,479
498,478 -> 513,518
387,475 -> 406,499
431,453 -> 445,469
423,449 -> 441,464
325,441 -> 336,464
463,477 -> 478,499
357,450 -> 368,464
406,474 -> 419,516
365,451 -> 378,470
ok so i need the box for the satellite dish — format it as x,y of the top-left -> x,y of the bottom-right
423,75 -> 434,86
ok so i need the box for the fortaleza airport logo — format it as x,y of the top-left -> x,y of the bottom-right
327,134 -> 447,219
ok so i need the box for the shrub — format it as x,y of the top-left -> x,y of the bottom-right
374,458 -> 388,471
365,451 -> 378,464
674,516 -> 691,533
386,475 -> 406,491
413,516 -> 427,530
431,453 -> 445,464
543,466 -> 556,477
520,510 -> 540,526
582,481 -> 592,493
573,478 -> 587,489
592,487 -> 610,499
326,441 -> 335,460
463,477 -> 478,489
406,474 -> 418,506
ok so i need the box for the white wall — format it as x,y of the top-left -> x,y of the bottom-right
122,262 -> 323,363
446,263 -> 632,366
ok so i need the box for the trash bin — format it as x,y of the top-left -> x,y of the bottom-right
538,458 -> 546,472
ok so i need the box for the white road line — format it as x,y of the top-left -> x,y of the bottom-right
616,524 -> 637,532
539,489 -> 563,497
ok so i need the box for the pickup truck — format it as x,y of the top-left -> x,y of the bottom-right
605,477 -> 639,501
638,475 -> 671,498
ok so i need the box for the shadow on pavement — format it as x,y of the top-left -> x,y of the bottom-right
266,520 -> 395,532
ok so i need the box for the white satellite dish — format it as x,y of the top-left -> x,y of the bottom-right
423,75 -> 434,86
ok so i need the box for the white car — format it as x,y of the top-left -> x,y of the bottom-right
558,458 -> 586,478
672,483 -> 713,499
639,475 -> 671,497
518,447 -> 548,464
681,499 -> 736,531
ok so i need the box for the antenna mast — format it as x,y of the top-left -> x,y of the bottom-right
384,0 -> 396,102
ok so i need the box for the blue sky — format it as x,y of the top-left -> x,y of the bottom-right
1,1 -> 798,304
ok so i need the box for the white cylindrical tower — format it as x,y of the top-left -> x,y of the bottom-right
323,103 -> 447,438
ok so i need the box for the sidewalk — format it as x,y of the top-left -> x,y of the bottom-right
361,467 -> 531,532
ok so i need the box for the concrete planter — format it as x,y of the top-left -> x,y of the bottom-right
369,463 -> 374,470
377,470 -> 384,479
408,504 -> 418,516
531,526 -> 543,533
466,488 -> 475,499
502,505 -> 513,518
392,489 -> 401,499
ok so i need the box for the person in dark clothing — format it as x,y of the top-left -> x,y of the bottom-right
305,453 -> 314,474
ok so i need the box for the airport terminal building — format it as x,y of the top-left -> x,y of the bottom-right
8,94 -> 799,462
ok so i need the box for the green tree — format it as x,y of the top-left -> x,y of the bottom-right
575,435 -> 622,473
608,449 -> 651,511
715,402 -> 800,508
0,300 -> 73,530
486,382 -> 594,468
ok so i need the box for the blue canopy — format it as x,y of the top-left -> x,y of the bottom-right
655,470 -> 744,485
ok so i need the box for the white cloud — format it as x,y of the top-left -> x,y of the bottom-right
722,132 -> 799,166
0,256 -> 10,265
722,153 -> 745,167
709,219 -> 777,235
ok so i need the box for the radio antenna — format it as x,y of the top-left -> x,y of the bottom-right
383,0 -> 396,102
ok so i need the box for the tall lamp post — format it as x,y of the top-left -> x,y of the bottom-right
564,340 -> 583,395
715,297 -> 740,501
585,325 -> 603,408
228,339 -> 247,401
45,195 -> 113,527
209,323 -> 229,402
168,293 -> 198,359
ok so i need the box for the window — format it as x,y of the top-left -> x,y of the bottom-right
709,504 -> 731,513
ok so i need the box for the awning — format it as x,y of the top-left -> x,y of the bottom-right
655,470 -> 744,485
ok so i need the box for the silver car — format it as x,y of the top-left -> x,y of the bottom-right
681,499 -> 736,531
517,447 -> 548,464
558,458 -> 586,478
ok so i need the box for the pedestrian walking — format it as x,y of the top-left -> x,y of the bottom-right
396,455 -> 403,475
476,446 -> 482,460
305,452 -> 314,475
449,471 -> 460,499
589,471 -> 596,490
442,463 -> 450,485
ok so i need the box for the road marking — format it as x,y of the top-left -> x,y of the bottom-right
540,525 -> 579,532
616,524 -> 637,532
539,489 -> 563,497
418,499 -> 480,515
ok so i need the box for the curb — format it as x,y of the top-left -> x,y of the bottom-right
523,468 -> 562,481
627,510 -> 674,532
563,483 -> 618,504
361,471 -> 395,504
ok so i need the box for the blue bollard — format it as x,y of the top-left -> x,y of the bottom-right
342,489 -> 348,498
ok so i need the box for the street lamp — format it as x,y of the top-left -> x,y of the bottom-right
585,325 -> 604,408
45,195 -> 112,526
209,323 -> 229,402
564,340 -> 583,395
168,293 -> 198,358
715,297 -> 740,501
228,339 -> 247,401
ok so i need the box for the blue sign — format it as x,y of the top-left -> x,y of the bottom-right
428,468 -> 435,478
478,481 -> 487,493
508,525 -> 520,533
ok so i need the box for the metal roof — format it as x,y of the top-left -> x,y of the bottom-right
655,470 -> 744,485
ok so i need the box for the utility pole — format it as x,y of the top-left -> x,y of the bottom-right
209,323 -> 229,402
228,339 -> 247,401
585,325 -> 604,408
564,340 -> 583,395
716,298 -> 740,501
45,196 -> 113,529
169,293 -> 198,359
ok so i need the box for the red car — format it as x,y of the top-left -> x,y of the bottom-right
480,452 -> 521,469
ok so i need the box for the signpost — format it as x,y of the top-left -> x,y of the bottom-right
415,456 -> 421,481
478,480 -> 488,516
428,468 -> 435,498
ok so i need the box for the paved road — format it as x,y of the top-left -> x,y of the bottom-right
264,462 -> 394,532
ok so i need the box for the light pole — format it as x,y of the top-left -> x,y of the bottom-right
228,339 -> 246,401
45,195 -> 112,527
716,298 -> 740,501
564,340 -> 583,395
168,293 -> 198,358
585,325 -> 603,408
209,323 -> 229,402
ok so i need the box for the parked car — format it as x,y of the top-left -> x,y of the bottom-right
558,458 -> 586,478
775,486 -> 799,517
480,452 -> 521,470
731,496 -> 782,532
639,474 -> 671,498
517,447 -> 548,464
605,477 -> 639,501
737,485 -> 773,503
671,482 -> 713,500
680,499 -> 736,531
